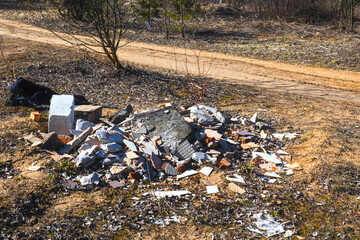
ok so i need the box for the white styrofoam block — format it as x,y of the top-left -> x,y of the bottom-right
48,95 -> 75,136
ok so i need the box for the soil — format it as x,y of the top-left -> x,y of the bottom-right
0,3 -> 360,239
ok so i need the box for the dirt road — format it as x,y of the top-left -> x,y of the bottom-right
1,18 -> 359,104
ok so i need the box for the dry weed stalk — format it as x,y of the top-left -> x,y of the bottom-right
174,44 -> 214,103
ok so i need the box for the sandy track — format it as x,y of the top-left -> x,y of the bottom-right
1,18 -> 359,104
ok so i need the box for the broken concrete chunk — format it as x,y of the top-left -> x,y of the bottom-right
101,142 -> 122,153
176,159 -> 192,173
141,148 -> 158,155
108,133 -> 123,144
110,165 -> 128,175
256,121 -> 270,130
102,158 -> 116,166
110,111 -> 129,124
215,111 -> 231,123
272,132 -> 298,140
206,149 -> 221,155
133,106 -> 192,148
24,133 -> 42,145
228,183 -> 245,194
74,105 -> 102,123
109,180 -> 124,188
132,125 -> 148,139
190,110 -> 214,125
204,129 -> 222,140
237,130 -> 255,136
84,136 -> 102,147
126,151 -> 139,160
188,105 -> 216,115
59,127 -> 93,154
219,139 -> 231,151
123,139 -> 138,152
149,152 -> 161,169
96,129 -> 110,144
40,132 -> 65,151
260,130 -> 268,139
75,152 -> 96,167
79,173 -> 99,185
175,139 -> 196,160
259,163 -> 277,172
75,119 -> 95,131
48,95 -> 74,136
241,142 -> 261,150
192,152 -> 209,163
252,152 -> 282,165
162,162 -> 179,176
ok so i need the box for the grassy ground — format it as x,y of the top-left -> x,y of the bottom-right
1,33 -> 360,239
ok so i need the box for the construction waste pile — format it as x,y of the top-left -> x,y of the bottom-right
23,92 -> 301,238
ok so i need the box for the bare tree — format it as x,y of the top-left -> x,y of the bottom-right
44,0 -> 138,70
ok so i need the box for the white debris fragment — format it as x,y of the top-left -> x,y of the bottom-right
252,152 -> 282,164
226,174 -> 246,185
176,169 -> 199,180
79,172 -> 100,186
123,139 -> 138,152
250,212 -> 285,237
153,216 -> 187,225
268,179 -> 277,183
250,112 -> 258,123
206,186 -> 219,194
260,130 -> 268,139
199,166 -> 213,176
284,230 -> 294,238
143,190 -> 191,198
277,149 -> 289,155
272,132 -> 298,140
27,166 -> 42,171
264,172 -> 282,178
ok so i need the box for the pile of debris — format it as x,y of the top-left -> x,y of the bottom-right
25,94 -> 301,193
